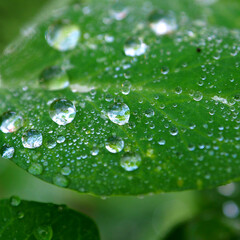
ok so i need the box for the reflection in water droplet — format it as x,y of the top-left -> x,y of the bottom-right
22,130 -> 43,149
120,153 -> 141,171
0,111 -> 23,133
10,196 -> 21,206
46,22 -> 80,51
108,102 -> 130,125
34,225 -> 53,240
148,10 -> 177,35
49,99 -> 76,126
39,66 -> 69,90
53,174 -> 69,187
124,37 -> 148,57
28,163 -> 43,175
105,136 -> 124,153
1,145 -> 14,159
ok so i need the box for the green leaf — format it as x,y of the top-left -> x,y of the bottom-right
0,198 -> 100,240
0,0 -> 240,195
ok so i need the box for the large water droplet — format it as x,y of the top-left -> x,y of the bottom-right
0,111 -> 23,133
28,163 -> 43,175
22,129 -> 43,149
124,37 -> 148,57
34,225 -> 53,240
108,102 -> 130,125
45,22 -> 80,51
120,153 -> 141,171
148,10 -> 177,35
1,145 -> 14,159
49,99 -> 76,126
53,174 -> 69,187
39,66 -> 69,90
105,136 -> 124,153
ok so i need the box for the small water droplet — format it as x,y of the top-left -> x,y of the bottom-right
1,145 -> 14,159
46,21 -> 80,51
223,201 -> 239,219
124,37 -> 148,57
148,10 -> 177,35
17,211 -> 24,219
105,136 -> 124,153
46,139 -> 57,149
120,153 -> 141,171
175,86 -> 182,94
28,163 -> 43,175
193,91 -> 203,101
39,66 -> 69,90
170,127 -> 178,136
49,99 -> 76,126
53,174 -> 69,187
158,139 -> 166,145
161,66 -> 169,75
22,130 -> 43,149
91,147 -> 99,156
121,80 -> 131,95
34,225 -> 53,240
108,102 -> 130,125
0,111 -> 23,133
10,196 -> 21,206
144,109 -> 155,118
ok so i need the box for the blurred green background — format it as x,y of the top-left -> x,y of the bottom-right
0,1 -> 239,240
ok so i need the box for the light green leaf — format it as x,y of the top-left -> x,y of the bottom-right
0,198 -> 100,240
0,0 -> 240,195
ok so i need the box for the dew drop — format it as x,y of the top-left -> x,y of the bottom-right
105,136 -> 124,153
49,99 -> 76,126
121,80 -> 131,95
193,91 -> 203,101
22,130 -> 43,149
110,2 -> 128,21
170,127 -> 178,136
120,153 -> 141,171
10,196 -> 21,207
17,211 -> 24,219
161,66 -> 169,75
28,163 -> 43,176
53,174 -> 69,187
91,147 -> 99,156
0,111 -> 23,133
39,66 -> 69,90
56,135 -> 65,143
1,145 -> 14,159
108,102 -> 130,125
124,37 -> 148,57
148,10 -> 177,35
158,139 -> 166,145
144,109 -> 155,118
45,22 -> 80,51
61,166 -> 71,176
34,225 -> 53,240
46,140 -> 57,149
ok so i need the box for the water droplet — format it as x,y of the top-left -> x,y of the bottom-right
49,99 -> 76,126
223,201 -> 239,219
120,153 -> 141,171
22,130 -> 43,149
17,211 -> 24,219
61,166 -> 71,176
39,66 -> 69,90
10,196 -> 21,206
34,225 -> 53,240
56,135 -> 65,143
170,127 -> 178,136
148,10 -> 177,35
108,102 -> 130,125
105,136 -> 124,153
0,111 -> 23,133
46,139 -> 57,149
193,91 -> 203,101
91,147 -> 99,156
53,174 -> 69,187
121,80 -> 131,95
161,66 -> 169,75
175,86 -> 182,94
28,163 -> 43,175
110,2 -> 128,21
124,37 -> 148,57
144,109 -> 155,118
46,22 -> 80,51
1,145 -> 14,159
158,139 -> 166,145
